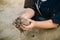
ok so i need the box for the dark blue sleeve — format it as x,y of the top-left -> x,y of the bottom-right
24,0 -> 36,11
51,2 -> 60,25
52,12 -> 60,25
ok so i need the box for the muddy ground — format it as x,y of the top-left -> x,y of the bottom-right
0,0 -> 60,40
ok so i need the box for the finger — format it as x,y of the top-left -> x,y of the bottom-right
20,25 -> 25,28
20,26 -> 29,30
21,27 -> 29,30
22,25 -> 28,28
22,25 -> 31,29
22,25 -> 33,30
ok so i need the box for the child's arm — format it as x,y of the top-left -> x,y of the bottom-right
20,19 -> 59,30
34,20 -> 59,29
21,8 -> 35,18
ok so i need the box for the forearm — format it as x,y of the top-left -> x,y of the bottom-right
34,20 -> 58,29
21,8 -> 35,18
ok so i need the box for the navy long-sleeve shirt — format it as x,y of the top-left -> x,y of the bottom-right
24,0 -> 60,25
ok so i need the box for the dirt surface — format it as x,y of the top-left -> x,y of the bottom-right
0,0 -> 60,40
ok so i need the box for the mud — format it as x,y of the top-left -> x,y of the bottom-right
0,0 -> 60,40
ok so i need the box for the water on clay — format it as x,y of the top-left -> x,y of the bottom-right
0,0 -> 60,40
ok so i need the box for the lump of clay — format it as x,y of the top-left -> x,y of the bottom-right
14,16 -> 30,32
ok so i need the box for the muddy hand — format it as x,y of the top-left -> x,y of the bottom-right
14,16 -> 31,32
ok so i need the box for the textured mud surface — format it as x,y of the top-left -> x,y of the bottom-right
0,0 -> 60,40
14,16 -> 30,32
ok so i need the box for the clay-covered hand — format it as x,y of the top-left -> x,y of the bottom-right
20,19 -> 36,30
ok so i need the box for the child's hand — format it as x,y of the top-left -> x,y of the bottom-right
20,19 -> 36,30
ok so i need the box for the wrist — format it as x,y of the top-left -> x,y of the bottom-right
32,21 -> 38,28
